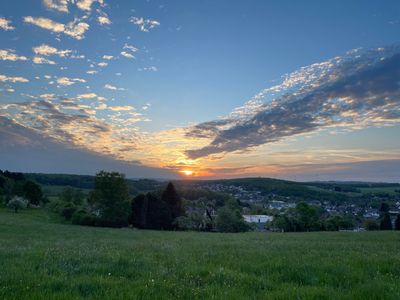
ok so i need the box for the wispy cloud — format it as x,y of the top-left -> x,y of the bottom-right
33,56 -> 56,64
56,77 -> 86,86
0,17 -> 14,30
0,74 -> 29,83
23,16 -> 89,40
120,43 -> 138,59
76,0 -> 100,12
138,66 -> 158,72
130,17 -> 160,32
0,49 -> 28,61
185,46 -> 400,159
104,84 -> 125,91
42,0 -> 69,13
33,44 -> 72,57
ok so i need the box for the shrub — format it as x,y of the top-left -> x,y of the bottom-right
364,219 -> 380,231
60,202 -> 78,221
71,210 -> 96,226
216,206 -> 249,233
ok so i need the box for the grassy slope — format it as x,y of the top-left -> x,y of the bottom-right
0,209 -> 400,300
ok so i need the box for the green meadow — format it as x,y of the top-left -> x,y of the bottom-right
1,208 -> 399,300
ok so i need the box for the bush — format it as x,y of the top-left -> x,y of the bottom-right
71,210 -> 96,226
216,206 -> 249,233
7,196 -> 28,213
364,219 -> 380,231
60,202 -> 78,221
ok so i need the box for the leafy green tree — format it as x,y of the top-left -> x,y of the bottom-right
216,206 -> 249,233
60,187 -> 85,205
295,202 -> 320,231
7,196 -> 28,213
380,213 -> 393,230
325,215 -> 354,231
23,181 -> 43,205
88,171 -> 130,227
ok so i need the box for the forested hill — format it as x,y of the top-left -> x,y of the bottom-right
5,171 -> 400,202
23,173 -> 164,195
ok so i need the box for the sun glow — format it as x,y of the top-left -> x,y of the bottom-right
180,169 -> 194,176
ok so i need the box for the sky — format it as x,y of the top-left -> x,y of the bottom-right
0,0 -> 399,181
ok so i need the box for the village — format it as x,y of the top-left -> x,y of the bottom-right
203,183 -> 400,230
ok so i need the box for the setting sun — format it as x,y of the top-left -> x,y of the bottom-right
180,170 -> 194,176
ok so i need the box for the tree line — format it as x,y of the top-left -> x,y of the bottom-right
47,171 -> 250,232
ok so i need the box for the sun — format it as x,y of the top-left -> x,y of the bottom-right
180,170 -> 194,176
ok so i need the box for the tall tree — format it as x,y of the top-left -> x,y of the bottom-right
130,194 -> 148,228
161,182 -> 184,220
89,171 -> 130,227
23,181 -> 42,205
380,213 -> 393,230
380,202 -> 390,213
394,214 -> 400,231
146,193 -> 173,230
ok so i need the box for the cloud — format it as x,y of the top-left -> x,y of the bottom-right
33,56 -> 56,64
120,51 -> 134,59
64,18 -> 90,40
130,17 -> 160,32
0,17 -> 14,30
56,77 -> 86,86
86,70 -> 98,75
77,92 -> 98,99
102,55 -> 113,60
23,16 -> 64,32
23,16 -> 89,40
104,84 -> 125,91
0,116 -> 178,179
138,66 -> 158,72
185,46 -> 400,159
76,0 -> 97,11
0,49 -> 28,61
98,62 -> 108,67
33,44 -> 72,57
97,15 -> 111,25
42,0 -> 69,13
108,105 -> 134,112
120,43 -> 138,59
0,74 -> 29,83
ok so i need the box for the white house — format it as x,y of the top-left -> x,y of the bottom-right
243,215 -> 273,223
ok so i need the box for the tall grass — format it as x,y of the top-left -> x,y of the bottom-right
0,208 -> 399,299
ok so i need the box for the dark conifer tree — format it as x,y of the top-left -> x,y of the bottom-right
146,193 -> 173,230
380,213 -> 393,230
395,214 -> 400,231
130,194 -> 148,228
161,182 -> 184,220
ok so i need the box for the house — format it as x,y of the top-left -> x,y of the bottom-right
243,215 -> 273,223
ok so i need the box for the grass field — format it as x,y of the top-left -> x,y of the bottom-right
0,208 -> 399,299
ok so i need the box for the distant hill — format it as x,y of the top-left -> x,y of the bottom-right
25,173 -> 165,195
18,172 -> 400,202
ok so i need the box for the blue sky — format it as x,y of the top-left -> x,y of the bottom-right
0,0 -> 399,181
